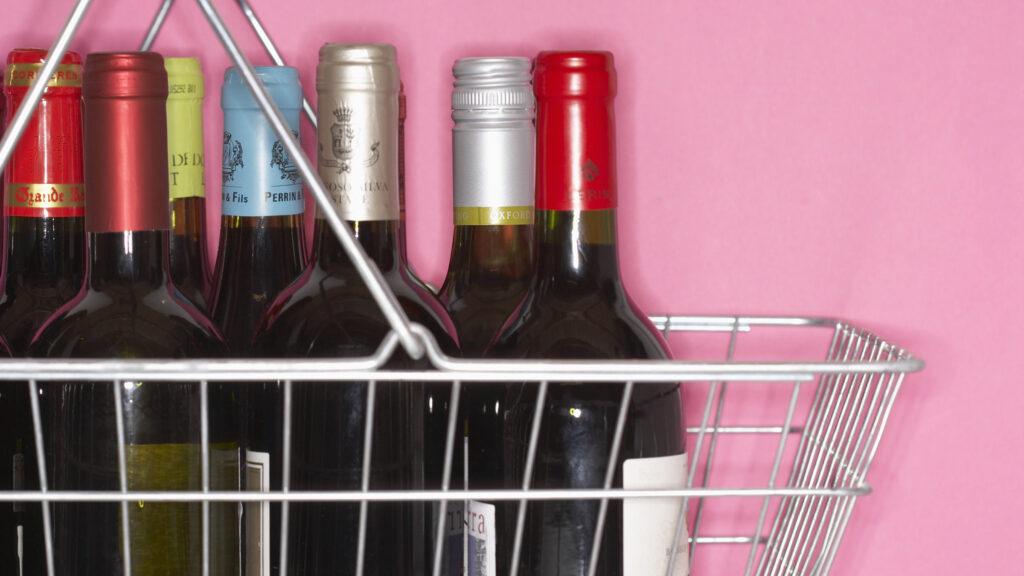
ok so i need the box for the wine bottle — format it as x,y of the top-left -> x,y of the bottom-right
166,57 -> 211,312
251,43 -> 456,576
0,48 -> 86,354
486,51 -> 688,576
438,57 -> 534,356
28,52 -> 237,576
0,64 -> 11,576
0,47 -> 86,576
432,57 -> 535,576
0,336 -> 17,576
398,84 -> 410,269
396,83 -> 439,296
209,65 -> 307,355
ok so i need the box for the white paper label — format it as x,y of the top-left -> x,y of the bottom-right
436,500 -> 496,576
246,450 -> 271,576
623,452 -> 689,576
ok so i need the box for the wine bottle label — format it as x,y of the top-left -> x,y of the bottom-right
452,126 -> 534,220
5,182 -> 85,217
167,79 -> 206,200
622,452 -> 689,576
6,62 -> 82,87
316,91 -> 399,221
126,442 -> 239,574
538,153 -> 616,212
435,500 -> 497,576
536,96 -> 617,212
221,125 -> 305,217
5,51 -> 85,220
168,147 -> 206,200
246,450 -> 271,576
454,206 -> 533,226
221,66 -> 303,217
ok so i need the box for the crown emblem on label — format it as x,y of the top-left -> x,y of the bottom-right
271,130 -> 301,184
222,131 -> 244,184
582,159 -> 599,182
333,106 -> 353,124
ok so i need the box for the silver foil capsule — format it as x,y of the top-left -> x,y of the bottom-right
451,57 -> 535,224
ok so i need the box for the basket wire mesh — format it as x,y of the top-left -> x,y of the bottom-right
0,2 -> 923,576
2,317 -> 920,576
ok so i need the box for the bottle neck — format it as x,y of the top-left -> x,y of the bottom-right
532,209 -> 620,291
444,223 -> 533,286
4,215 -> 85,290
166,91 -> 205,205
316,77 -> 401,270
447,112 -> 535,286
533,84 -> 619,292
313,217 -> 399,274
88,230 -> 169,291
3,72 -> 85,292
212,214 -> 307,288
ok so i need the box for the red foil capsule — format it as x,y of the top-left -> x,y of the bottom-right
533,51 -> 617,212
83,52 -> 170,233
4,48 -> 85,218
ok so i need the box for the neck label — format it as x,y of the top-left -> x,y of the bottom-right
5,183 -> 85,217
452,125 -> 535,220
316,91 -> 398,221
221,114 -> 305,217
454,206 -> 533,226
538,156 -> 616,211
6,63 -> 82,88
536,99 -> 617,211
167,99 -> 206,201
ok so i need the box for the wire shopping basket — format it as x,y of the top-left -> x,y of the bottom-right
0,1 -> 924,575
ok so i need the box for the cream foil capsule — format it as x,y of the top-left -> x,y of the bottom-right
316,43 -> 400,221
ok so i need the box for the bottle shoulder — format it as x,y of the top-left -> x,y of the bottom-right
0,282 -> 82,355
388,268 -> 459,354
256,261 -> 460,358
486,285 -> 668,361
254,264 -> 394,358
29,286 -> 226,359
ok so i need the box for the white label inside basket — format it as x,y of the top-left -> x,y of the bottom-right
623,452 -> 689,576
435,499 -> 497,576
246,450 -> 271,576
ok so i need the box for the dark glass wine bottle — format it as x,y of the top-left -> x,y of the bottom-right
431,57 -> 535,576
208,65 -> 307,356
438,57 -> 534,356
250,43 -> 456,576
28,52 -> 237,576
0,48 -> 85,354
165,57 -> 211,312
486,51 -> 689,576
398,84 -> 410,269
0,47 -> 86,576
397,83 -> 440,296
0,63 -> 11,576
0,335 -> 17,576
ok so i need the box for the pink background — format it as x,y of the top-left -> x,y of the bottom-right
4,0 -> 1017,573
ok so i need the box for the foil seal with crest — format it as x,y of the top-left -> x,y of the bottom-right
316,43 -> 400,222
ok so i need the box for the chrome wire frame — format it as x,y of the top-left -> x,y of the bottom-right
1,315 -> 922,576
234,0 -> 318,128
0,4 -> 922,576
